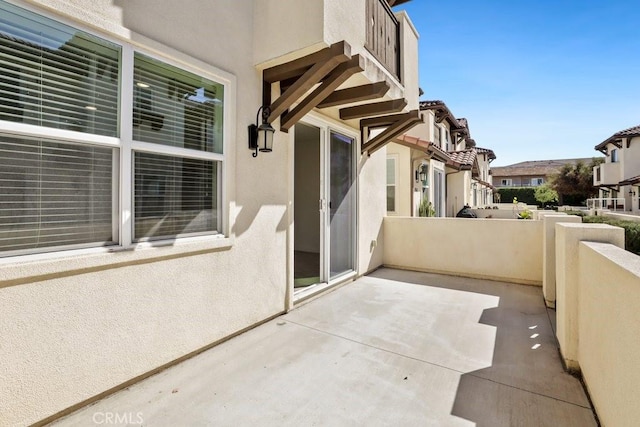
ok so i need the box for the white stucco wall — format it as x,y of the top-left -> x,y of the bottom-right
578,242 -> 640,427
2,1 -> 274,425
621,136 -> 640,180
446,171 -> 468,217
358,148 -> 387,275
383,217 -> 543,285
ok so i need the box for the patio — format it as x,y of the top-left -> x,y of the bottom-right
53,268 -> 596,426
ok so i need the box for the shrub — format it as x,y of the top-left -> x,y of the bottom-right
582,216 -> 640,255
497,187 -> 537,206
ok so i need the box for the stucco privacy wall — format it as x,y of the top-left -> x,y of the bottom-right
0,1 -> 285,425
540,213 -> 581,308
383,217 -> 543,285
554,223 -> 624,371
577,242 -> 640,427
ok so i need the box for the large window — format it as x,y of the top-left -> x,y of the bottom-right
0,1 -> 226,256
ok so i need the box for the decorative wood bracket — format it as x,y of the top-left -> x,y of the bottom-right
360,110 -> 423,155
339,98 -> 407,120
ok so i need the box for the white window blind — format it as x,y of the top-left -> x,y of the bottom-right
133,53 -> 223,153
386,157 -> 396,212
134,152 -> 217,241
0,1 -> 120,136
0,135 -> 114,254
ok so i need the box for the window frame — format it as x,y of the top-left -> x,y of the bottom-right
386,155 -> 398,214
0,0 -> 234,259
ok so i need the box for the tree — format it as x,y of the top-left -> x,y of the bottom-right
534,183 -> 559,206
549,158 -> 603,205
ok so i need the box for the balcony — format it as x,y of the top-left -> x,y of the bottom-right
52,268 -> 596,426
594,161 -> 621,186
365,0 -> 400,80
254,0 -> 412,89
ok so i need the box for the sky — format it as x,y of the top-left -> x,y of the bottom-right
399,0 -> 640,166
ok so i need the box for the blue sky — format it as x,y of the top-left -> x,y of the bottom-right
399,1 -> 640,166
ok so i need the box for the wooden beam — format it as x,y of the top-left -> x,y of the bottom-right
317,81 -> 390,109
361,110 -> 422,154
435,109 -> 449,123
339,98 -> 407,120
360,111 -> 415,129
367,117 -> 423,155
280,55 -> 364,131
263,41 -> 350,83
267,44 -> 351,122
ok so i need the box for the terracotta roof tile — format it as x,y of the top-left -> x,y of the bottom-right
595,124 -> 640,151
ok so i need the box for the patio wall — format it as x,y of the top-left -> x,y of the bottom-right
576,241 -> 640,427
383,217 -> 543,285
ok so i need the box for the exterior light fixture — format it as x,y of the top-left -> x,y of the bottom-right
248,106 -> 275,157
419,165 -> 428,182
629,188 -> 636,197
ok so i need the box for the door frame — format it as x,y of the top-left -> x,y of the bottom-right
289,112 -> 359,305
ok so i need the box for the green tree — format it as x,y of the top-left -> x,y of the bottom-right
534,183 -> 559,206
549,158 -> 603,205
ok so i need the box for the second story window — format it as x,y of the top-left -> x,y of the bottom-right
611,148 -> 619,163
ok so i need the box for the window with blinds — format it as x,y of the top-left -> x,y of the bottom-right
0,1 -> 120,136
0,1 -> 227,255
133,53 -> 223,153
0,135 -> 114,253
134,152 -> 216,240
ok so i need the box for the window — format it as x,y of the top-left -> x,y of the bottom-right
386,157 -> 396,212
434,126 -> 441,147
501,179 -> 512,186
532,178 -> 544,186
611,149 -> 619,163
132,53 -> 223,241
0,1 -> 226,256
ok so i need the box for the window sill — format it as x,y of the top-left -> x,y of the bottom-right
0,235 -> 233,289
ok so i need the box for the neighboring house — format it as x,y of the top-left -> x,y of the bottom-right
386,100 -> 496,217
492,158 -> 598,188
593,125 -> 640,212
0,0 -> 422,425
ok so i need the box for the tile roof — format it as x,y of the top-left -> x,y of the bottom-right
491,158 -> 600,178
448,149 -> 476,167
595,125 -> 640,151
619,175 -> 640,186
475,146 -> 496,161
419,100 -> 460,129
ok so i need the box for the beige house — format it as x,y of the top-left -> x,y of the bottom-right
492,158 -> 599,188
0,0 -> 425,425
386,100 -> 496,217
593,125 -> 640,213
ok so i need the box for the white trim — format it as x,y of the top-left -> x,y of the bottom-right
131,141 -> 224,162
0,122 -> 120,148
120,45 -> 134,247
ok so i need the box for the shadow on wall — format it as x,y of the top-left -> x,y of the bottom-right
450,287 -> 597,426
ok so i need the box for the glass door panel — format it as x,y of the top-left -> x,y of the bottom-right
329,131 -> 355,280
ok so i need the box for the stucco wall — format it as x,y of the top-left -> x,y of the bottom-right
383,217 -> 543,285
447,171 -> 468,217
358,148 -> 387,275
0,1 -> 282,425
578,242 -> 640,427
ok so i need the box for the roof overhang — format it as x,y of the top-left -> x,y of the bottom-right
619,175 -> 640,186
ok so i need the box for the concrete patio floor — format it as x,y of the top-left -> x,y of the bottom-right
53,268 -> 597,426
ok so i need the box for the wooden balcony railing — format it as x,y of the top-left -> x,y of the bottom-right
365,0 -> 400,80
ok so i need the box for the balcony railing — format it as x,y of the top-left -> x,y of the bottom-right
586,197 -> 626,211
365,0 -> 400,80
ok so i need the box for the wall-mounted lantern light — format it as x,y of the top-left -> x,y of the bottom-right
419,165 -> 428,182
248,106 -> 275,157
629,188 -> 636,197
